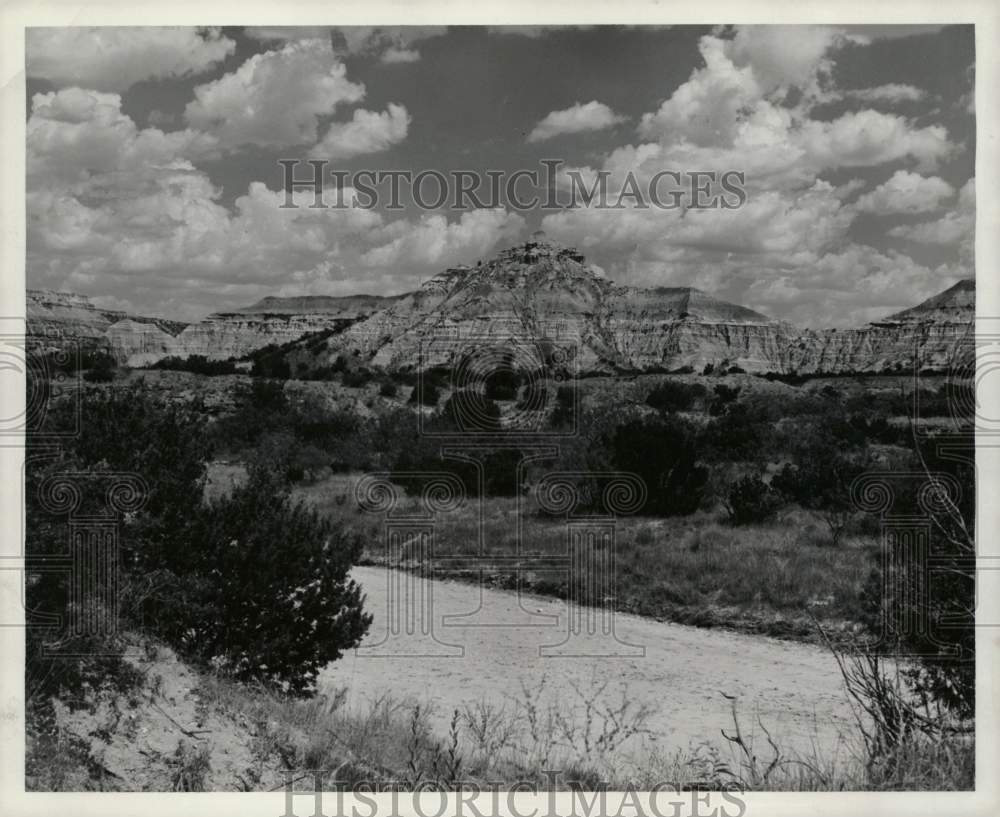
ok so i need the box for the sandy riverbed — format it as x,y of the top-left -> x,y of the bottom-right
321,566 -> 859,763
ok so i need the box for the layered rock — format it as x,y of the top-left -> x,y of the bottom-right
26,291 -> 401,366
332,238 -> 792,373
27,243 -> 974,375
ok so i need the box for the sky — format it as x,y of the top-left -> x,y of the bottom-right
25,25 -> 974,326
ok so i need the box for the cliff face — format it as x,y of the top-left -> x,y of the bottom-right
329,239 -> 970,374
26,291 -> 400,366
27,248 -> 974,374
331,240 -> 795,373
27,290 -> 115,352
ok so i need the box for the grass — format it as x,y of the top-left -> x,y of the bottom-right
291,477 -> 874,645
29,636 -> 973,792
193,659 -> 972,791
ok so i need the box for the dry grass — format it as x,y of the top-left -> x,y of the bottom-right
293,481 -> 873,644
194,663 -> 972,791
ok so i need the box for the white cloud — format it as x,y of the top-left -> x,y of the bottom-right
329,26 -> 446,61
243,27 -> 331,43
184,39 -> 365,149
361,209 -> 525,269
843,83 -> 927,103
527,101 -> 626,143
28,88 -> 219,190
26,86 -> 519,316
309,104 -> 410,160
381,47 -> 422,64
724,25 -> 843,96
26,27 -> 235,92
637,32 -> 953,180
888,178 -> 975,249
854,170 -> 954,214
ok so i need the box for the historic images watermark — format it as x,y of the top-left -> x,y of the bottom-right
280,772 -> 747,817
277,159 -> 748,211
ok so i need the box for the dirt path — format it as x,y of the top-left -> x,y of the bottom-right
321,566 -> 860,762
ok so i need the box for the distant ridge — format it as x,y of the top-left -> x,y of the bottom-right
237,294 -> 407,315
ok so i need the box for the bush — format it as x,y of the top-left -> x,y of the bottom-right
379,381 -> 399,398
83,353 -> 117,382
611,415 -> 709,516
26,384 -> 370,698
408,380 -> 441,407
342,368 -> 373,388
176,467 -> 371,694
150,355 -> 238,376
549,386 -> 575,428
724,474 -> 781,525
440,389 -> 500,431
645,381 -> 707,413
772,429 -> 868,545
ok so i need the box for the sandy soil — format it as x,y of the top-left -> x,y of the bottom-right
53,644 -> 284,791
322,566 -> 860,761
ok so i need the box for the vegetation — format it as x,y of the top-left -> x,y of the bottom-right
25,351 -> 975,791
26,384 -> 370,703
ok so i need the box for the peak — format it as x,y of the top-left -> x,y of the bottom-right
882,278 -> 975,324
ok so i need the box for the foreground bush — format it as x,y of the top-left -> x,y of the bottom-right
166,466 -> 371,694
26,384 -> 370,699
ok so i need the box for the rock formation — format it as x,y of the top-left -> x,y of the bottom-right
27,241 -> 974,374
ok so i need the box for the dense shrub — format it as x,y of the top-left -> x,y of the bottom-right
176,467 -> 370,693
772,429 -> 869,545
724,474 -> 781,525
151,355 -> 238,376
549,386 -> 575,428
408,380 -> 441,407
25,384 -> 370,697
859,435 -> 975,720
379,380 -> 399,398
441,389 -> 501,431
611,415 -> 709,516
342,367 -> 373,388
82,353 -> 117,382
645,381 -> 707,413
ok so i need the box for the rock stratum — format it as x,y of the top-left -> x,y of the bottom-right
26,290 -> 401,367
27,238 -> 974,374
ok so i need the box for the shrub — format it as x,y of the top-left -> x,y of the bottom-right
83,353 -> 117,382
611,415 -> 709,516
150,355 -> 238,376
408,380 -> 441,407
549,386 -> 575,428
645,381 -> 706,413
440,388 -> 501,431
379,381 -> 399,398
177,467 -> 371,694
342,368 -> 373,388
724,474 -> 781,525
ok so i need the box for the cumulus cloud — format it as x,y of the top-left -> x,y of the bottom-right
309,104 -> 411,160
854,170 -> 954,214
361,209 -> 525,269
184,39 -> 365,149
842,83 -> 927,103
527,101 -> 627,142
889,178 -> 975,248
28,88 -> 219,190
636,32 -> 953,181
26,27 -> 235,92
26,87 -> 517,316
328,26 -> 446,62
